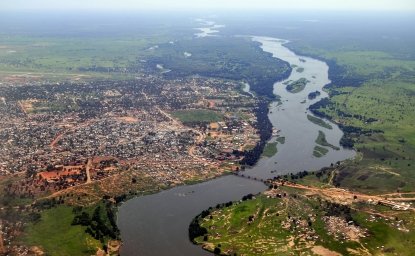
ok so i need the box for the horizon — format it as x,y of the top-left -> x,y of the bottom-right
2,0 -> 415,12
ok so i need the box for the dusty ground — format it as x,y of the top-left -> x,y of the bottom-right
312,245 -> 341,256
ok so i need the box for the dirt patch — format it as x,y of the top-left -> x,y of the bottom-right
287,236 -> 295,248
29,246 -> 45,256
19,99 -> 39,114
311,245 -> 341,256
116,116 -> 139,123
369,165 -> 400,176
107,240 -> 121,254
323,216 -> 367,242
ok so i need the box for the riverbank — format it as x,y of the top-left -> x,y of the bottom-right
117,37 -> 355,255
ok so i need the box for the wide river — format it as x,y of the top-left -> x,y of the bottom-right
117,36 -> 355,256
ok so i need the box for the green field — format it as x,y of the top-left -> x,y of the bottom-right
307,114 -> 333,129
262,142 -> 278,157
290,39 -> 415,194
171,109 -> 224,123
0,35 -> 170,81
23,206 -> 100,256
317,81 -> 415,193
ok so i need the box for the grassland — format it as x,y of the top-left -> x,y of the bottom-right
285,78 -> 309,93
262,142 -> 278,157
171,109 -> 224,123
289,41 -> 415,194
0,35 -> 169,82
23,206 -> 101,256
317,81 -> 415,193
307,114 -> 333,129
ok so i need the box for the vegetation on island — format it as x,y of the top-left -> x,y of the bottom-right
190,14 -> 415,256
276,136 -> 286,144
313,145 -> 329,157
315,130 -> 340,150
307,90 -> 321,100
307,114 -> 333,129
262,142 -> 278,157
291,42 -> 415,194
296,67 -> 304,73
285,78 -> 309,93
2,11 -> 415,256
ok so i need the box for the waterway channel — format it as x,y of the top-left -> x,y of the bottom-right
117,36 -> 355,256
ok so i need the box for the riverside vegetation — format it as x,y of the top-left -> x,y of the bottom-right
191,13 -> 415,255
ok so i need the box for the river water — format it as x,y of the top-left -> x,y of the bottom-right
117,36 -> 355,256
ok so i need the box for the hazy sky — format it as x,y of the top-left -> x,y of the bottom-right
1,0 -> 414,11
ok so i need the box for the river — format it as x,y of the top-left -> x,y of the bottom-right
117,36 -> 355,256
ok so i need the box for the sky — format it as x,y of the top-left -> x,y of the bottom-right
1,0 -> 414,11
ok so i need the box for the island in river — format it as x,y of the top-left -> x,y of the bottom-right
189,37 -> 415,256
117,37 -> 358,256
1,12 -> 414,256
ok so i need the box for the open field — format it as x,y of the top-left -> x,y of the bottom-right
0,35 -> 160,81
23,206 -> 101,256
315,81 -> 415,193
290,39 -> 415,194
171,109 -> 224,123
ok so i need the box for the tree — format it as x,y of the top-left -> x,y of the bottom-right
214,247 -> 221,255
